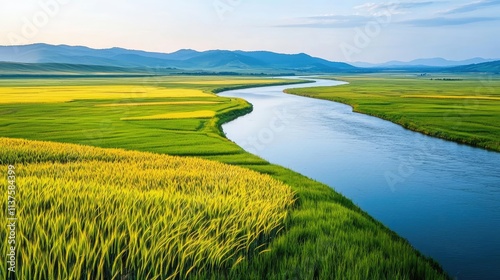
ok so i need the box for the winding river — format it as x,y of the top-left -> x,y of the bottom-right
219,77 -> 500,280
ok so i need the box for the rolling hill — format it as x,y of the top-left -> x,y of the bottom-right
449,60 -> 500,73
0,62 -> 153,75
353,57 -> 496,68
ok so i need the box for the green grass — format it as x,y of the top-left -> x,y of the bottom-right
286,74 -> 500,152
0,75 -> 449,279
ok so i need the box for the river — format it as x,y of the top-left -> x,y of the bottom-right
218,77 -> 500,280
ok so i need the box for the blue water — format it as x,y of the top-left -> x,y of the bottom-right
219,77 -> 500,280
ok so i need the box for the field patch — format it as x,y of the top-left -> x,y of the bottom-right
96,101 -> 222,107
0,86 -> 212,104
0,137 -> 295,279
121,110 -> 216,121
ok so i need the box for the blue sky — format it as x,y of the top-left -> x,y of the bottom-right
1,0 -> 499,62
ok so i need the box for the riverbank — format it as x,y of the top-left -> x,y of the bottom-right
285,75 -> 500,152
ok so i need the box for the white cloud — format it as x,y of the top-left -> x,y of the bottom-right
354,1 -> 436,15
441,0 -> 500,14
401,16 -> 499,26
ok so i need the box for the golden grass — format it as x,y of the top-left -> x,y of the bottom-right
121,110 -> 216,121
0,86 -> 213,104
0,137 -> 295,279
96,101 -> 222,107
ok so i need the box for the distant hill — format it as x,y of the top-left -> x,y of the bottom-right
0,62 -> 171,76
449,60 -> 500,73
353,57 -> 497,68
0,43 -> 356,73
234,51 -> 355,72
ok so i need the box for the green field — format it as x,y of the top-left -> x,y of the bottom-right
1,138 -> 295,280
286,74 -> 500,152
0,76 -> 448,279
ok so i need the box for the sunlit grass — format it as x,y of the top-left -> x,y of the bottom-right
0,86 -> 213,104
121,110 -> 216,120
0,137 -> 295,279
97,101 -> 222,107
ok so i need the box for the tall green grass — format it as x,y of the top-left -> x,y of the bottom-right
0,138 -> 294,279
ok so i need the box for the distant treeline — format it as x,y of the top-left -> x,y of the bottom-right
173,71 -> 297,76
430,78 -> 464,81
0,74 -> 161,79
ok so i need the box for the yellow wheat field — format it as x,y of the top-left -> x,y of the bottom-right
120,110 -> 216,121
96,101 -> 222,107
0,138 -> 295,279
0,86 -> 213,104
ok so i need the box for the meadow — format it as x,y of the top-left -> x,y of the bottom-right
286,74 -> 500,152
0,75 -> 449,279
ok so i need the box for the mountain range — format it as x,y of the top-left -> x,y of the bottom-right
0,43 -> 498,74
0,43 -> 355,73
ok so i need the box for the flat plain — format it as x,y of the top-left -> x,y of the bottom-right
0,75 -> 448,279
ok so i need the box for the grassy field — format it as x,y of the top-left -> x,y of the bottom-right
1,138 -> 294,280
0,76 -> 449,279
286,74 -> 500,152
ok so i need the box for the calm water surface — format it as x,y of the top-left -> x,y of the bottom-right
219,77 -> 500,280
